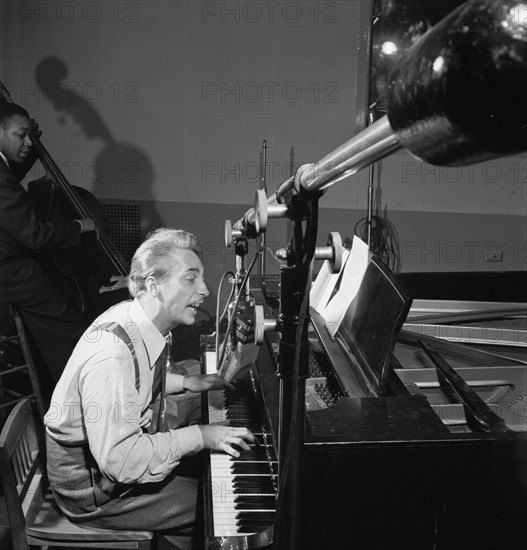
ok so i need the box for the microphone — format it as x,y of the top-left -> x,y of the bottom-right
386,0 -> 527,166
231,0 -> 527,210
217,304 -> 259,382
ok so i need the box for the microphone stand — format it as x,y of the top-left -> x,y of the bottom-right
273,189 -> 320,550
233,237 -> 249,306
365,110 -> 375,249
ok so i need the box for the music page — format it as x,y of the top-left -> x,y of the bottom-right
319,235 -> 371,337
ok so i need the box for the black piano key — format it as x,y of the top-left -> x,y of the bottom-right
231,463 -> 274,474
238,521 -> 275,529
233,473 -> 273,481
235,502 -> 276,511
234,496 -> 276,508
232,475 -> 274,483
232,487 -> 275,495
232,481 -> 275,491
232,478 -> 273,493
236,512 -> 275,526
236,510 -> 274,526
234,450 -> 271,461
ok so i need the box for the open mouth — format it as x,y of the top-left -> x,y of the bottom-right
186,302 -> 202,312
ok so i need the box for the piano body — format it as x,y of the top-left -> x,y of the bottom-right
200,0 -> 527,543
202,264 -> 527,550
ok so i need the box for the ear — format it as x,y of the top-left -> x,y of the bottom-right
145,276 -> 159,295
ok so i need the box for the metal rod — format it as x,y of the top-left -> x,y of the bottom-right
276,115 -> 399,199
299,115 -> 399,192
260,140 -> 267,274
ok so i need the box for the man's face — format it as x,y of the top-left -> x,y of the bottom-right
0,115 -> 33,164
156,248 -> 209,328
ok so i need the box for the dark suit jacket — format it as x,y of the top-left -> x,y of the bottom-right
0,159 -> 82,305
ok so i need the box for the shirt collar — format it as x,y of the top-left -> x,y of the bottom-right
129,299 -> 168,370
0,151 -> 11,169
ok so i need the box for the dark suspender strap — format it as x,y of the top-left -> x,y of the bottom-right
94,322 -> 141,392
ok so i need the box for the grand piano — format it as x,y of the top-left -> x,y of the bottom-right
200,0 -> 527,547
201,265 -> 527,550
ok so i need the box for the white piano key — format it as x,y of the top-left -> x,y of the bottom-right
204,349 -> 275,539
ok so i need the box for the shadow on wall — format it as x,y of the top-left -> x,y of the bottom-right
34,56 -> 163,235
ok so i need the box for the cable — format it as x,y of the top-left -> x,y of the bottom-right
354,214 -> 401,272
216,247 -> 263,370
214,271 -> 235,363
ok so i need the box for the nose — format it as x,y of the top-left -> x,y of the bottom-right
24,134 -> 33,146
198,277 -> 209,298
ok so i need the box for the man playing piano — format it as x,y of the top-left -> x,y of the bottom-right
44,228 -> 256,550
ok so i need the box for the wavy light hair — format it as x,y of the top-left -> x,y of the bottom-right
127,228 -> 200,297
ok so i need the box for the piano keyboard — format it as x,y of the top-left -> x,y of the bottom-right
204,351 -> 278,539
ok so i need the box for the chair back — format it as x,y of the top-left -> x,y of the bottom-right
0,398 -> 154,550
0,309 -> 45,419
0,398 -> 43,550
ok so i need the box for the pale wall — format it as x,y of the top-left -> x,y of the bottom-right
1,0 -> 525,314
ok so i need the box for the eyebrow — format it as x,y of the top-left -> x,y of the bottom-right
184,267 -> 201,274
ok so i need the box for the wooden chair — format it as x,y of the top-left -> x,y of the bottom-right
0,398 -> 154,549
0,309 -> 45,420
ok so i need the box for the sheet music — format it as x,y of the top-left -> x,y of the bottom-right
310,247 -> 351,311
319,235 -> 371,337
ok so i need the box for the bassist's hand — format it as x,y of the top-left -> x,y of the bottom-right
30,119 -> 42,139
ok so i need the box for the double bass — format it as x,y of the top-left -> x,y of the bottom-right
0,81 -> 130,320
